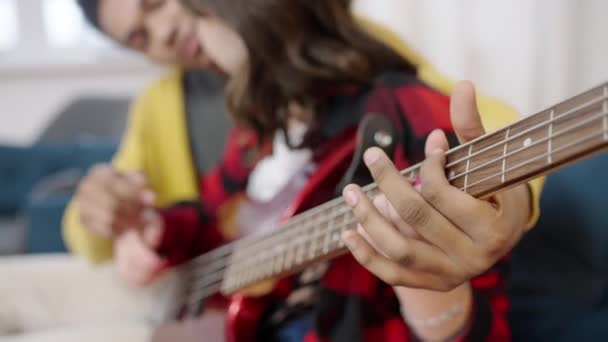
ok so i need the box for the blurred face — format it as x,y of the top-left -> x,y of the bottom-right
195,16 -> 248,76
98,0 -> 209,68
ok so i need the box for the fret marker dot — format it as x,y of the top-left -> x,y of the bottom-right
448,170 -> 456,179
523,138 -> 533,147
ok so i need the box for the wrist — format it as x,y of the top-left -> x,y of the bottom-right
395,282 -> 473,341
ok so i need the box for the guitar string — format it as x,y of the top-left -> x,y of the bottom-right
175,97 -> 606,312
179,111 -> 608,311
184,99 -> 608,281
445,93 -> 607,172
183,127 -> 608,313
184,92 -> 608,272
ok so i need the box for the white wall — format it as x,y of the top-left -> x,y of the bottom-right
0,0 -> 163,145
2,0 -> 608,145
0,64 -> 161,145
354,0 -> 608,115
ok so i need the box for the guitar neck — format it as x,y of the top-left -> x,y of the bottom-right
183,82 -> 608,305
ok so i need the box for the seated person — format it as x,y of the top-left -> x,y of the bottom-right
70,0 -> 542,340
1,0 -> 543,341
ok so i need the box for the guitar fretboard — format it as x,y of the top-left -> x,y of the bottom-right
176,83 -> 608,316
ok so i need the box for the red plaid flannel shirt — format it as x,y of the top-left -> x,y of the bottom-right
158,72 -> 511,342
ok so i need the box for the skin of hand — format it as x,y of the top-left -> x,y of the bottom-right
341,81 -> 531,291
75,164 -> 156,238
113,209 -> 168,287
75,164 -> 167,287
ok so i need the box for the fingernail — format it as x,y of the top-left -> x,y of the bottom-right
364,149 -> 381,166
344,189 -> 359,207
342,232 -> 358,250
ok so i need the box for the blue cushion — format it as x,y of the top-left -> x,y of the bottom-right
0,143 -> 116,215
508,153 -> 608,341
23,194 -> 73,253
0,142 -> 117,253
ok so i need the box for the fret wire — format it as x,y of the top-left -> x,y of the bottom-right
311,208 -> 338,257
323,217 -> 332,254
311,214 -> 328,259
457,110 -> 608,191
307,228 -> 320,260
258,250 -> 269,280
295,232 -> 305,265
272,243 -> 283,275
448,109 -> 607,184
309,220 -> 320,259
463,144 -> 473,191
463,128 -> 606,191
256,225 -> 290,276
445,93 -> 608,171
289,211 -> 332,263
501,128 -> 510,183
260,228 -> 285,278
186,95 -> 608,298
284,231 -> 295,270
337,211 -> 348,248
293,215 -> 318,263
548,110 -> 554,164
275,212 -> 326,273
278,220 -> 304,272
288,228 -> 301,269
261,249 -> 272,280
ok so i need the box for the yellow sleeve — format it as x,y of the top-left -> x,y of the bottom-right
62,90 -> 149,263
358,16 -> 544,230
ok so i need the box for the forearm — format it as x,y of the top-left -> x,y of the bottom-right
396,283 -> 473,341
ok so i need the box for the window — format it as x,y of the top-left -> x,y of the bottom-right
0,0 -> 18,51
43,0 -> 114,49
0,0 -> 147,71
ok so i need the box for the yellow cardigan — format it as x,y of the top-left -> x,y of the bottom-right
63,19 -> 544,263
